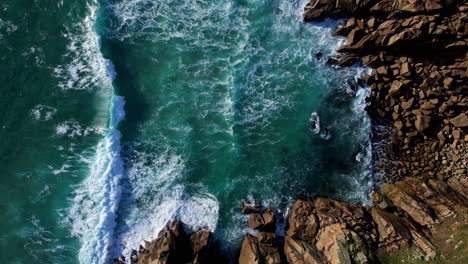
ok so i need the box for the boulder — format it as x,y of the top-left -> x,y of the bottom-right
315,223 -> 374,264
190,230 -> 212,264
257,232 -> 281,264
447,177 -> 468,200
138,220 -> 185,264
262,208 -> 276,232
382,183 -> 435,227
239,234 -> 261,264
239,232 -> 281,264
415,114 -> 431,133
284,236 -> 325,264
389,80 -> 403,95
449,113 -> 468,127
314,197 -> 378,244
248,213 -> 265,230
370,208 -> 412,252
286,200 -> 318,243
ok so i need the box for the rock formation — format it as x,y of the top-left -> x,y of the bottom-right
311,0 -> 467,183
114,220 -> 214,264
239,177 -> 466,264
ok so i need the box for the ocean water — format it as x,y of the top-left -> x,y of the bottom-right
0,0 -> 372,263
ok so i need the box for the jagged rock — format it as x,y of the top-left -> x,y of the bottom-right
257,232 -> 281,264
248,213 -> 265,230
262,208 -> 276,232
410,230 -> 436,261
243,201 -> 262,214
314,197 -> 377,243
190,230 -> 212,264
239,234 -> 261,264
239,232 -> 281,264
449,113 -> 468,127
284,236 -> 325,264
389,80 -> 403,95
138,220 -> 184,264
428,179 -> 468,206
134,220 -> 214,264
286,200 -> 318,243
447,177 -> 468,200
401,98 -> 414,110
370,208 -> 412,252
415,114 -> 431,133
382,183 -> 435,227
315,223 -> 374,264
401,178 -> 455,219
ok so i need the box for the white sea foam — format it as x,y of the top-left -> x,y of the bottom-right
112,146 -> 219,259
66,95 -> 125,264
309,112 -> 320,134
53,2 -> 112,91
30,105 -> 57,121
55,121 -> 106,138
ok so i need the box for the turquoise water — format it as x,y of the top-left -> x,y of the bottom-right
0,0 -> 372,263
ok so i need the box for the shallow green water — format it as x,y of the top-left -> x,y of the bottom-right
0,0 -> 372,263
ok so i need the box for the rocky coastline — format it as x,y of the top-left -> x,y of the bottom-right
114,1 -> 467,263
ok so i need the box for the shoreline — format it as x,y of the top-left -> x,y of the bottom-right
113,1 -> 467,263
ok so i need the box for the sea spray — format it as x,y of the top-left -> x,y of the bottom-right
67,95 -> 125,264
60,2 -> 128,263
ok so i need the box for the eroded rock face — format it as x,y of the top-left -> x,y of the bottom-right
284,199 -> 378,264
304,0 -> 460,22
117,220 -> 213,264
138,220 -> 184,264
286,200 -> 318,243
310,0 -> 468,187
239,204 -> 281,264
284,236 -> 325,264
370,208 -> 412,252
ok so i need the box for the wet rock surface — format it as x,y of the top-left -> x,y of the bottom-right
316,0 -> 467,184
238,178 -> 466,263
114,220 -> 217,264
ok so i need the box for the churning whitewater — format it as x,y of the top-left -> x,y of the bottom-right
32,0 -> 373,263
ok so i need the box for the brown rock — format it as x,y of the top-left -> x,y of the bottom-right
400,62 -> 411,77
286,200 -> 318,243
410,230 -> 436,261
257,232 -> 281,264
248,213 -> 264,230
347,28 -> 365,46
383,183 -> 435,227
243,201 -> 262,214
315,223 -> 374,264
443,77 -> 454,88
138,220 -> 185,264
239,234 -> 260,264
190,230 -> 212,264
284,236 -> 325,264
262,208 -> 276,232
401,98 -> 414,110
389,80 -> 403,95
449,113 -> 468,127
370,208 -> 412,253
314,197 -> 377,243
437,130 -> 447,142
415,114 -> 431,133
447,177 -> 468,200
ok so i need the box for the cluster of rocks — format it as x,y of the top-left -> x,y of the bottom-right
113,220 -> 215,264
239,204 -> 283,264
114,176 -> 466,263
238,177 -> 467,264
307,0 -> 467,183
